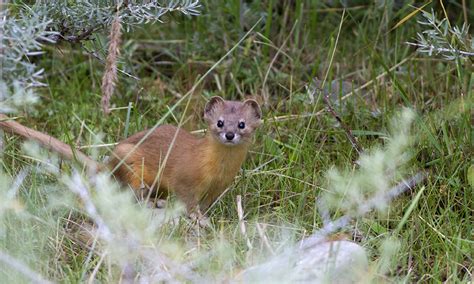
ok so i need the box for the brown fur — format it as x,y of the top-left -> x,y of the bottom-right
108,97 -> 262,213
0,97 -> 262,214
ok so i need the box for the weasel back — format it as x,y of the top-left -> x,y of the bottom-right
107,124 -> 200,196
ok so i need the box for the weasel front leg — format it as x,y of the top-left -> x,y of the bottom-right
188,210 -> 210,227
172,177 -> 211,226
185,197 -> 210,227
155,199 -> 167,208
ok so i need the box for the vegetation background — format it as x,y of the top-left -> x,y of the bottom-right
0,0 -> 472,282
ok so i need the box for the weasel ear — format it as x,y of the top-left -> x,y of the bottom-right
204,96 -> 225,120
243,99 -> 262,123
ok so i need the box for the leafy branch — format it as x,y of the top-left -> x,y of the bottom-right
406,10 -> 473,60
1,1 -> 201,113
31,0 -> 201,43
0,8 -> 58,113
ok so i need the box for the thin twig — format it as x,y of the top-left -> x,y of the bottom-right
406,42 -> 474,57
81,44 -> 140,80
320,89 -> 363,155
40,27 -> 98,44
63,27 -> 97,43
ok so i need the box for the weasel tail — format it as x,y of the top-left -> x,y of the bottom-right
0,114 -> 99,172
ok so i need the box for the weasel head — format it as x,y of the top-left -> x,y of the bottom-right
204,96 -> 262,146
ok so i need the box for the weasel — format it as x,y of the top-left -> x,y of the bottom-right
0,96 -> 262,215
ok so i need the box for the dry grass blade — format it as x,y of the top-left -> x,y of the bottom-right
461,0 -> 468,24
390,1 -> 432,31
237,195 -> 252,250
262,20 -> 298,106
256,223 -> 275,255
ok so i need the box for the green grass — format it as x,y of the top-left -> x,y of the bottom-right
1,0 -> 473,282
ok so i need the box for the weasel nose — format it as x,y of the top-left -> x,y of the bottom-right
225,132 -> 235,141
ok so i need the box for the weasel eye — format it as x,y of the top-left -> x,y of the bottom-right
238,122 -> 245,129
217,120 -> 224,128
